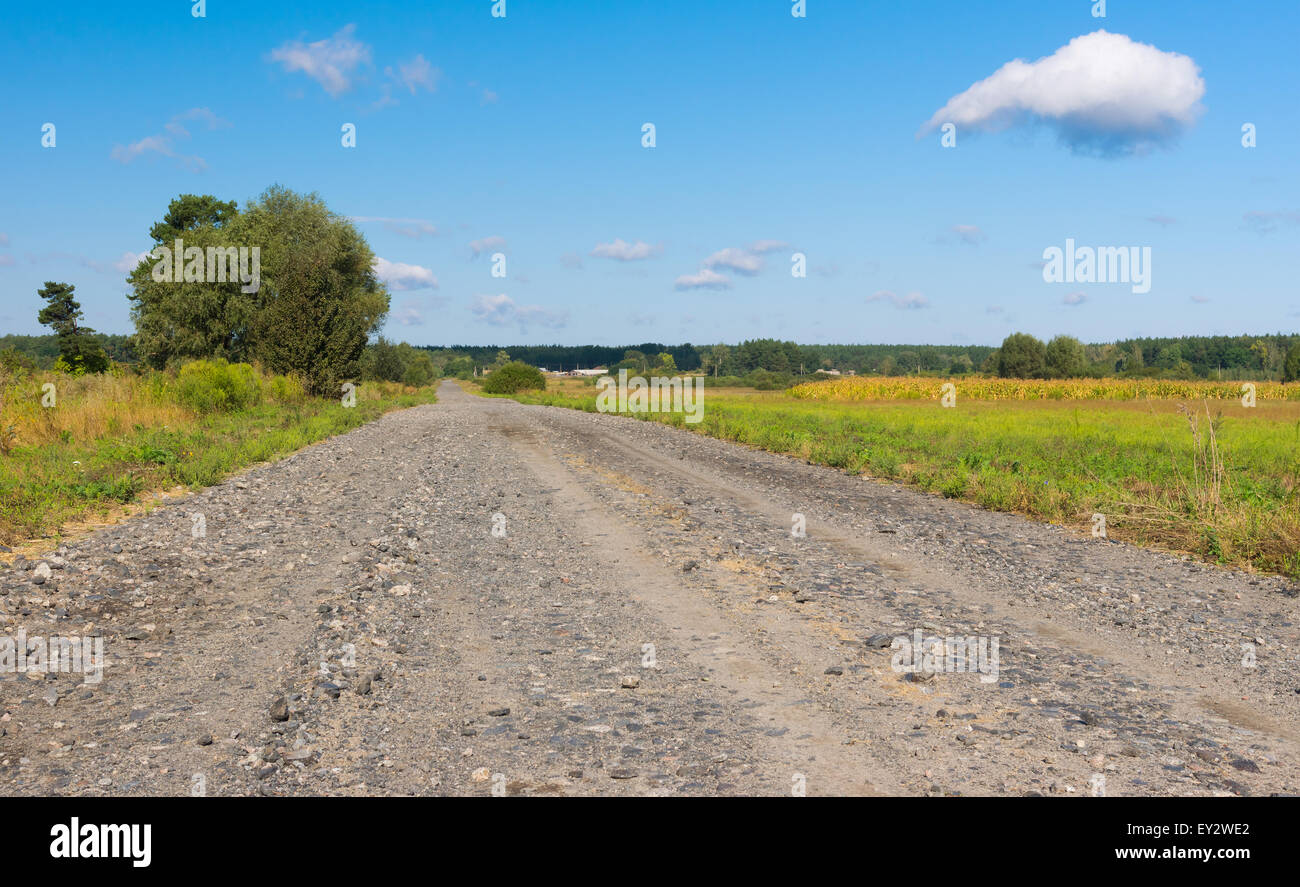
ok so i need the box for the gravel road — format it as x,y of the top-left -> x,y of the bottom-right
2,380 -> 1297,796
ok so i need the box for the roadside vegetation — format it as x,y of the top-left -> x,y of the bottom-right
0,187 -> 441,549
500,377 -> 1300,578
0,358 -> 435,546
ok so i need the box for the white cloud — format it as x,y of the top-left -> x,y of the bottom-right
703,247 -> 763,276
114,251 -> 150,273
0,255 -> 13,268
1146,215 -> 1177,227
1063,291 -> 1087,306
393,299 -> 426,326
387,54 -> 440,95
373,257 -> 438,291
674,269 -> 732,291
868,290 -> 929,310
111,108 -> 228,172
471,294 -> 567,331
949,224 -> 987,245
590,239 -> 663,262
919,30 -> 1205,154
0,233 -> 8,246
351,216 -> 438,238
747,239 -> 790,255
560,252 -> 583,270
269,24 -> 371,97
469,235 -> 506,257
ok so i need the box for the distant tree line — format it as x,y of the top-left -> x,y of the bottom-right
987,332 -> 1300,381
419,343 -> 702,373
0,332 -> 136,370
418,334 -> 1300,382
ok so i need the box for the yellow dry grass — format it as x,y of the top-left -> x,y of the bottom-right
790,375 -> 1300,402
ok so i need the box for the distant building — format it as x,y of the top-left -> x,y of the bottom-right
569,367 -> 608,377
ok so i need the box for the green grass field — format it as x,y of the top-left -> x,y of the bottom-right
503,379 -> 1300,578
0,367 -> 436,550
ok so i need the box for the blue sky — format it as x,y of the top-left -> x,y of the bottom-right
2,0 -> 1297,347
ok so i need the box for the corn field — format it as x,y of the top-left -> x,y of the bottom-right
788,375 -> 1300,402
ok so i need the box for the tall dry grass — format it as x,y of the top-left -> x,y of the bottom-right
1,367 -> 192,451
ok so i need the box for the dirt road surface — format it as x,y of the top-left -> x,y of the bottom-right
2,380 -> 1297,796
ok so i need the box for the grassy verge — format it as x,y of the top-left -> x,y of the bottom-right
0,365 -> 436,547
494,378 -> 1300,578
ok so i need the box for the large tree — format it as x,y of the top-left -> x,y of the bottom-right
1045,335 -> 1086,378
128,186 -> 389,393
128,195 -> 256,367
997,333 -> 1046,379
37,281 -> 108,373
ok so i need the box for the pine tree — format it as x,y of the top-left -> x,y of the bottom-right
36,281 -> 108,374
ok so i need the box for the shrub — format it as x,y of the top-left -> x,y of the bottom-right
482,361 -> 546,394
265,373 -> 306,404
175,359 -> 262,413
744,369 -> 788,390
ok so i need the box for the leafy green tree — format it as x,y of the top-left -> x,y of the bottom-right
130,186 -> 389,394
402,351 -> 437,387
1121,343 -> 1145,373
36,282 -> 108,373
1283,342 -> 1300,383
1045,335 -> 1087,378
948,355 -> 973,375
997,333 -> 1046,378
149,194 -> 238,243
362,337 -> 406,382
710,344 -> 731,376
1155,344 -> 1183,369
979,350 -> 1000,374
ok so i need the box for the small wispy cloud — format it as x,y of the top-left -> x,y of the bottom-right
868,290 -> 929,310
471,293 -> 567,332
352,216 -> 438,239
114,251 -> 150,273
469,235 -> 507,257
468,80 -> 499,105
1243,210 -> 1300,235
674,268 -> 732,291
111,107 -> 230,172
1063,291 -> 1087,306
948,224 -> 987,246
590,239 -> 663,262
1146,214 -> 1177,227
393,299 -> 427,326
269,24 -> 371,97
389,54 -> 439,94
703,247 -> 764,275
373,257 -> 438,291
